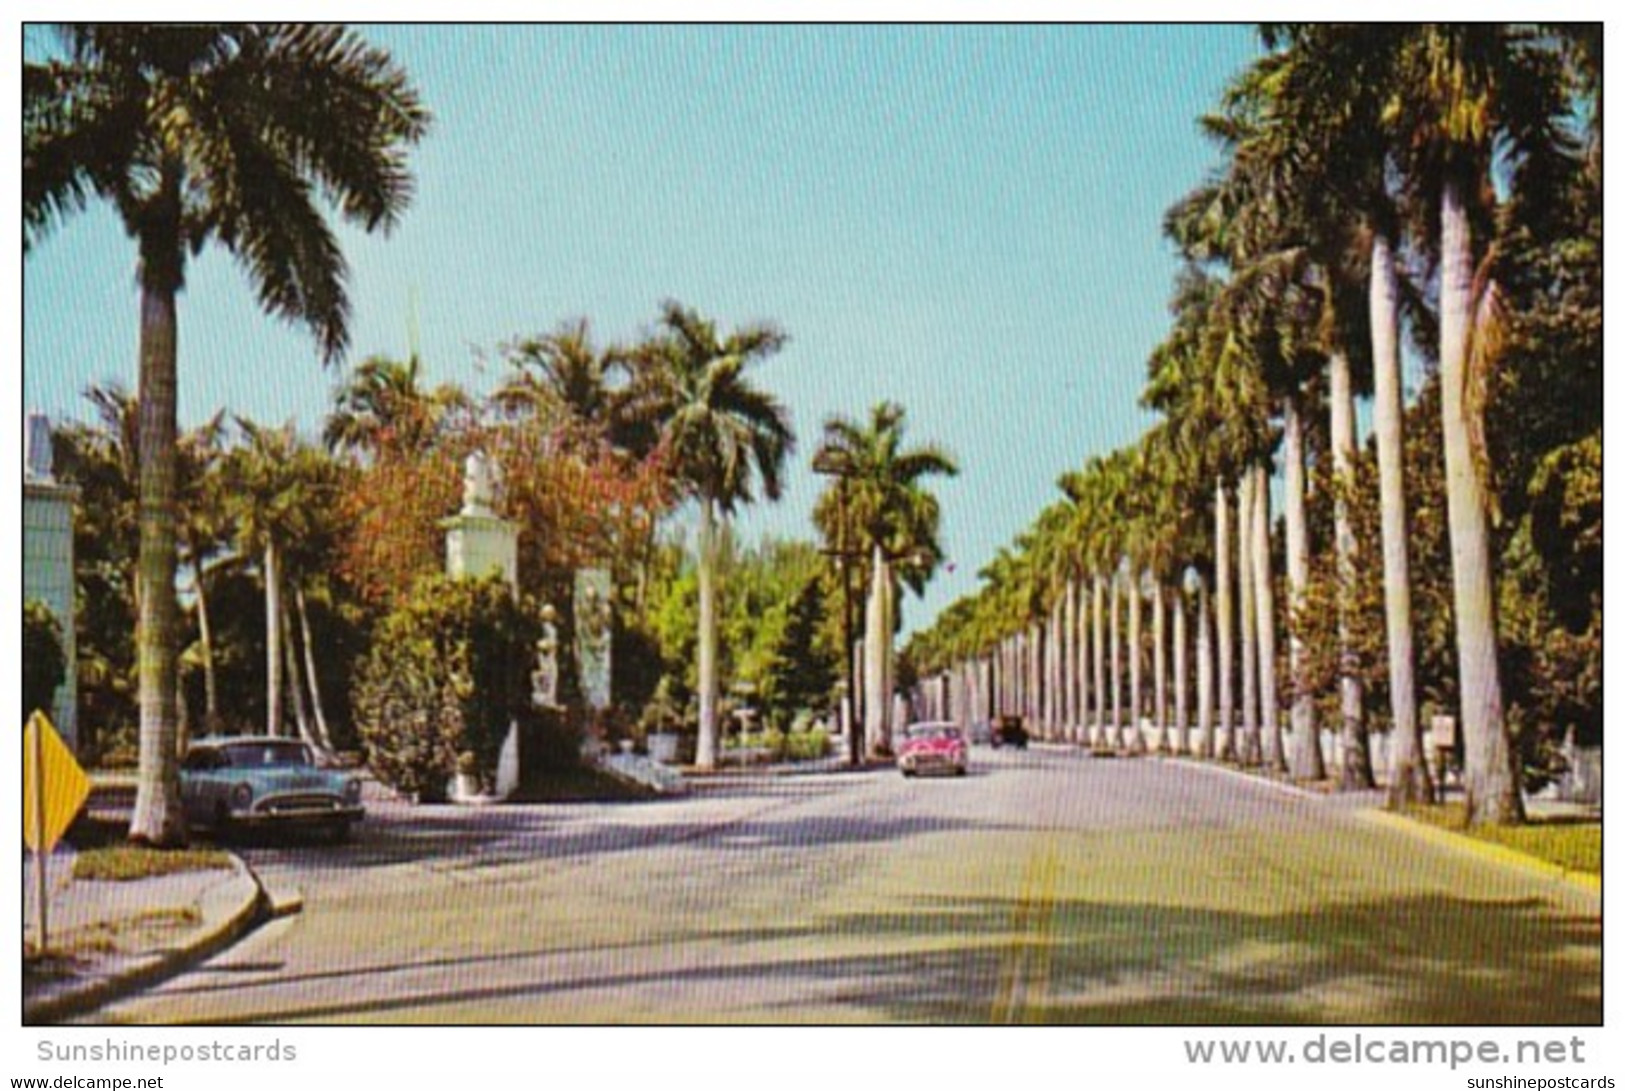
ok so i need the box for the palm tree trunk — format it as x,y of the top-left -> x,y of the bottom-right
1152,581 -> 1168,752
882,562 -> 896,744
1252,462 -> 1285,773
996,638 -> 1006,717
1127,568 -> 1143,753
1329,348 -> 1375,790
1028,623 -> 1041,726
1092,572 -> 1107,747
1052,596 -> 1064,738
696,500 -> 720,769
265,541 -> 284,737
281,598 -> 317,750
1214,481 -> 1236,762
1072,578 -> 1086,743
1063,582 -> 1077,740
1237,472 -> 1259,765
1109,569 -> 1123,749
1173,584 -> 1188,754
1196,575 -> 1214,759
1372,227 -> 1434,806
865,544 -> 891,758
1284,394 -> 1324,780
1043,602 -> 1057,739
296,586 -> 335,753
190,551 -> 221,736
1439,179 -> 1522,825
1053,604 -> 1062,739
129,271 -> 188,846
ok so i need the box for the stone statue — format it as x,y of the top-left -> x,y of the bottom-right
574,569 -> 613,711
531,606 -> 561,710
463,450 -> 501,516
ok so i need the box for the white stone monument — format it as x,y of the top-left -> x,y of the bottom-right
24,413 -> 78,749
442,451 -> 522,800
443,451 -> 519,587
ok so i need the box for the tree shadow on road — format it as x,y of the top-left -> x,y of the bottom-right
156,890 -> 1598,1026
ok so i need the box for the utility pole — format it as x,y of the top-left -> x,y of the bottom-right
814,461 -> 864,766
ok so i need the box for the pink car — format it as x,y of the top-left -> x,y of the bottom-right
897,721 -> 969,777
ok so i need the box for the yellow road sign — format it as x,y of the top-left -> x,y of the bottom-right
24,711 -> 91,854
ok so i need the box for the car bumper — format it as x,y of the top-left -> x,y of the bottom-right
899,755 -> 967,775
237,804 -> 366,826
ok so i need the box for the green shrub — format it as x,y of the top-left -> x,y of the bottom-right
23,601 -> 66,724
785,729 -> 831,762
353,575 -> 542,800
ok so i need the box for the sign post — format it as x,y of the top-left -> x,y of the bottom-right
23,711 -> 92,953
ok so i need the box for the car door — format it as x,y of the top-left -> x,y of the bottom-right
180,749 -> 222,825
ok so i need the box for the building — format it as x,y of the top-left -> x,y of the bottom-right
23,413 -> 78,750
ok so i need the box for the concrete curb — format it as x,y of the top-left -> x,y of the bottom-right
24,854 -> 269,1025
1355,808 -> 1601,894
1160,755 -> 1323,800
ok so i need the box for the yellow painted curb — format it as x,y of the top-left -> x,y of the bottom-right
1357,809 -> 1600,893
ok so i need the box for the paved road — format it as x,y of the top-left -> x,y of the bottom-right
90,747 -> 1600,1024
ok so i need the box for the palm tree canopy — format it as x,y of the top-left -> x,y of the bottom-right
812,400 -> 958,596
325,354 -> 468,457
628,300 -> 795,516
25,23 -> 430,356
493,318 -> 652,456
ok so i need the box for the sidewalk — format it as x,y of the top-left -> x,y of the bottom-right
22,851 -> 266,1024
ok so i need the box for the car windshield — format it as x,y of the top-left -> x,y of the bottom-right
219,742 -> 314,768
906,725 -> 960,742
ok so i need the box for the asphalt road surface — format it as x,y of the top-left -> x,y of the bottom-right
90,746 -> 1601,1024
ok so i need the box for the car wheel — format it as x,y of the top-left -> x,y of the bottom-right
955,765 -> 967,776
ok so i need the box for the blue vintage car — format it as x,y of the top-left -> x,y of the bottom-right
180,736 -> 364,842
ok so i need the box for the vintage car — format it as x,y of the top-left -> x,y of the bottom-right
897,721 -> 969,777
180,736 -> 364,842
992,715 -> 1030,750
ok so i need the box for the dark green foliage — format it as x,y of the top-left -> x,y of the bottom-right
352,575 -> 546,800
51,414 -> 138,756
611,613 -> 663,738
762,574 -> 840,728
1499,435 -> 1601,753
24,600 -> 67,723
784,728 -> 832,762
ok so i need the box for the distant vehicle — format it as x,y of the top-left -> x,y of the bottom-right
180,737 -> 364,842
968,719 -> 993,746
992,715 -> 1029,750
897,721 -> 969,777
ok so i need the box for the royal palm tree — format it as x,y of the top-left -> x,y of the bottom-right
175,411 -> 229,737
492,318 -> 652,456
1262,24 -> 1571,822
325,354 -> 467,460
628,301 -> 794,770
224,419 -> 342,752
1383,26 -> 1570,825
1252,26 -> 1428,800
813,401 -> 958,757
26,24 -> 427,845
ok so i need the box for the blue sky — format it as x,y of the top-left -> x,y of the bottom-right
23,25 -> 1263,634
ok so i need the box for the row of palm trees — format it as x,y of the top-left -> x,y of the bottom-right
59,387 -> 376,756
26,25 -> 432,845
27,21 -> 826,841
908,25 -> 1597,826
